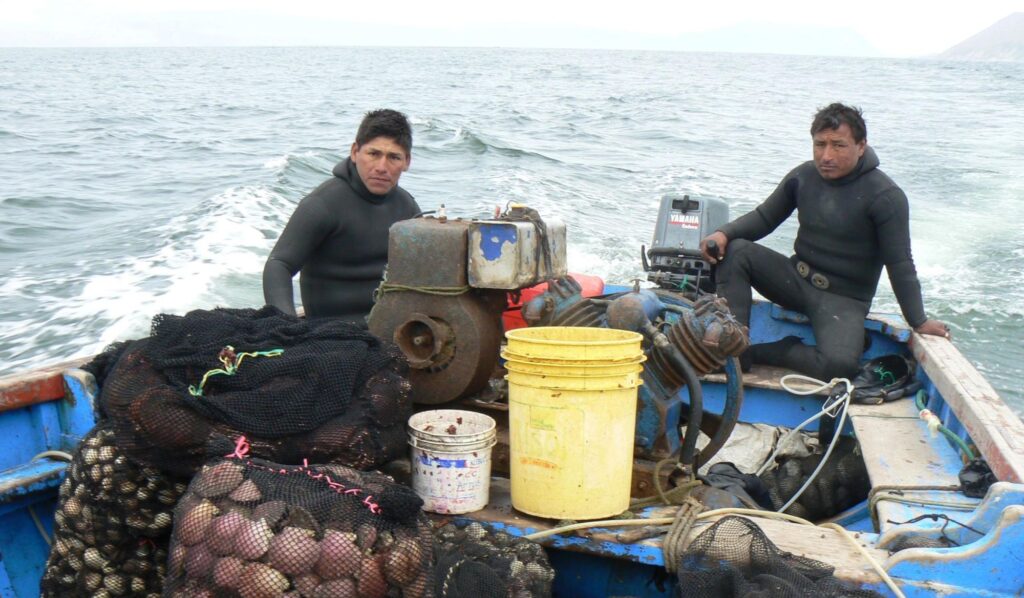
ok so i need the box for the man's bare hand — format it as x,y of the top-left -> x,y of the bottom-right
915,319 -> 951,340
700,232 -> 730,264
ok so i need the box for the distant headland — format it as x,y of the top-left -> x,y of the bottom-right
940,12 -> 1024,61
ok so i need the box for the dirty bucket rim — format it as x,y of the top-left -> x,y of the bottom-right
501,349 -> 647,366
408,409 -> 497,435
505,326 -> 643,346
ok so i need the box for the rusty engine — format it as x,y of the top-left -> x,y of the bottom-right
369,203 -> 748,468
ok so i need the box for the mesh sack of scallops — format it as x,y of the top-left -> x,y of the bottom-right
40,424 -> 189,597
92,306 -> 412,476
163,438 -> 434,598
431,522 -> 554,598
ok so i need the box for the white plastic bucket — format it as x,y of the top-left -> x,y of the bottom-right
408,409 -> 497,514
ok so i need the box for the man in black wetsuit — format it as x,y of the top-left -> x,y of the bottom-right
263,109 -> 421,323
700,103 -> 949,381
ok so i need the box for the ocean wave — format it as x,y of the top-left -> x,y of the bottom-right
0,184 -> 289,372
262,150 -> 332,175
0,128 -> 38,141
416,119 -> 562,164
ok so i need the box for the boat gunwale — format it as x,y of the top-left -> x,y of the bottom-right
0,357 -> 89,414
910,330 -> 1024,483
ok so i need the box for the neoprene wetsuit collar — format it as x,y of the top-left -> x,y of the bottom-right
333,157 -> 397,204
822,145 -> 879,187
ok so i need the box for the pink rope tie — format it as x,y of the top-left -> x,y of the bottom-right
220,436 -> 382,515
226,436 -> 251,459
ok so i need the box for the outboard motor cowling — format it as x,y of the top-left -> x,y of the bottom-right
644,194 -> 729,297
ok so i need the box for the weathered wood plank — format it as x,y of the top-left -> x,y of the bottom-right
691,515 -> 888,586
0,357 -> 89,413
847,397 -> 920,420
911,332 -> 1024,483
702,364 -> 830,395
0,459 -> 68,499
849,410 -> 962,489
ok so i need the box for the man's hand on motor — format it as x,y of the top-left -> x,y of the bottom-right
700,232 -> 730,264
915,319 -> 951,340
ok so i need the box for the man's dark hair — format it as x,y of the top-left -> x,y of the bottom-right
355,109 -> 412,154
811,103 -> 867,143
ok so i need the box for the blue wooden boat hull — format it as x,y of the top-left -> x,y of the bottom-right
2,298 -> 1023,597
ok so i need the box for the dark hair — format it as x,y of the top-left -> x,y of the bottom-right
355,109 -> 413,154
810,103 -> 866,143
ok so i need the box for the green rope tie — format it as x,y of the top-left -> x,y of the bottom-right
188,345 -> 284,397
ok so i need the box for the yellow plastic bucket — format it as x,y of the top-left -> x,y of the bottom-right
505,326 -> 643,520
505,326 -> 643,361
501,349 -> 645,378
504,363 -> 644,390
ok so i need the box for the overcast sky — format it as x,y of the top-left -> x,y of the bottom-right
1,1 -> 1019,57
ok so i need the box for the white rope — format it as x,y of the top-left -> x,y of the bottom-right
30,450 -> 74,462
755,376 -> 851,476
523,507 -> 905,598
26,450 -> 74,546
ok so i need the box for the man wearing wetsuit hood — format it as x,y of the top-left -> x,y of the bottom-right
263,109 -> 420,324
700,103 -> 949,381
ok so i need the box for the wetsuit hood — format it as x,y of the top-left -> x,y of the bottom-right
825,145 -> 879,186
333,157 -> 395,204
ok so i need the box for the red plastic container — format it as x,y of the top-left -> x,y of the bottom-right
502,273 -> 605,332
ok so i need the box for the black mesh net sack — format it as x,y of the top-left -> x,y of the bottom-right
95,306 -> 412,475
432,521 -> 554,598
758,436 -> 869,521
675,516 -> 883,597
41,424 -> 189,597
163,441 -> 434,598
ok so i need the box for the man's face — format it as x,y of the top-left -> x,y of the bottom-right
812,123 -> 866,180
350,136 -> 411,195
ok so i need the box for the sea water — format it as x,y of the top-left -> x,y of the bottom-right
1,47 -> 1021,415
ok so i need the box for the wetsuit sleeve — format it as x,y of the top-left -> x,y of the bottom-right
718,176 -> 798,242
262,195 -> 335,316
870,188 -> 928,328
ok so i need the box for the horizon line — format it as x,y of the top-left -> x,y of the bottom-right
0,44 -> 938,60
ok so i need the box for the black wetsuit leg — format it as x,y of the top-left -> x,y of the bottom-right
716,239 -> 869,380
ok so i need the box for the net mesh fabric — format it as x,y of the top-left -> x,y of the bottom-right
164,450 -> 434,597
40,424 -> 189,597
758,436 -> 870,521
675,516 -> 883,597
95,306 -> 412,475
432,522 -> 554,598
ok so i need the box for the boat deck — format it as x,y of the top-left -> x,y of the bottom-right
433,477 -> 890,589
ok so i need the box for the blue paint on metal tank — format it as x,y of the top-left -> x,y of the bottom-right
478,224 -> 517,261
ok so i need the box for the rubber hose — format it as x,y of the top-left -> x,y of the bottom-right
657,339 -> 704,467
692,355 -> 744,466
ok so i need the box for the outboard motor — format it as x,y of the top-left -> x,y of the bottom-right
643,194 -> 729,297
